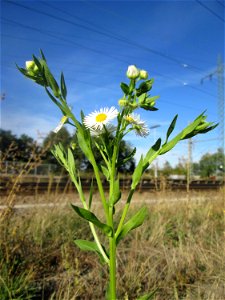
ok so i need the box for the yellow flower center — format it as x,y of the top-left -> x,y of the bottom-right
125,116 -> 134,123
96,113 -> 107,122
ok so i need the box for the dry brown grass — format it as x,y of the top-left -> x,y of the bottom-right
0,190 -> 224,299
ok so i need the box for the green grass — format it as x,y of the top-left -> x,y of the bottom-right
0,191 -> 224,299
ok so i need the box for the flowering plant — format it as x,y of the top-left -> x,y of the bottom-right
17,51 -> 217,299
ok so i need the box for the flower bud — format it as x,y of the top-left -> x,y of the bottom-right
139,70 -> 148,80
126,65 -> 139,79
118,99 -> 129,107
26,61 -> 35,70
128,102 -> 138,109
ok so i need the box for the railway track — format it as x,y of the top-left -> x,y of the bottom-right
0,175 -> 224,196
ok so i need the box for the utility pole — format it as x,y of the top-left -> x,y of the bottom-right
217,56 -> 225,182
200,55 -> 224,181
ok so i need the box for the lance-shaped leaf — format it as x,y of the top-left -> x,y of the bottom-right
51,143 -> 68,169
71,204 -> 113,237
182,122 -> 218,139
60,72 -> 67,100
110,178 -> 121,205
67,148 -> 77,179
117,147 -> 136,168
100,165 -> 110,180
131,155 -> 143,190
164,114 -> 178,144
137,289 -> 158,300
140,104 -> 158,111
74,239 -> 108,263
32,54 -> 42,71
76,129 -> 93,163
159,112 -> 205,155
88,178 -> 94,209
42,60 -> 61,97
143,138 -> 161,171
116,207 -> 148,245
136,79 -> 154,96
120,82 -> 129,94
40,49 -> 47,61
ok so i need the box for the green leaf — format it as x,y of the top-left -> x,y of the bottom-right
71,204 -> 113,237
120,82 -> 129,94
145,95 -> 160,103
165,114 -> 178,143
32,54 -> 42,70
117,147 -> 136,168
88,178 -> 94,209
100,165 -> 110,180
143,138 -> 161,171
140,104 -> 158,111
40,49 -> 47,61
67,148 -> 76,179
74,239 -> 108,264
45,87 -> 58,105
76,129 -> 93,163
111,178 -> 121,205
131,155 -> 143,189
137,288 -> 158,300
136,79 -> 154,96
60,72 -> 67,100
116,207 -> 148,245
159,112 -> 205,155
16,64 -> 29,76
42,60 -> 60,97
138,93 -> 147,104
75,239 -> 99,252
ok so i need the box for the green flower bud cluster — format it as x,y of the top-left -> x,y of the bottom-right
126,65 -> 148,80
17,50 -> 69,114
118,65 -> 159,111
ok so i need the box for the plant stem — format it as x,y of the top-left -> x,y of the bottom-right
108,207 -> 117,299
115,189 -> 134,238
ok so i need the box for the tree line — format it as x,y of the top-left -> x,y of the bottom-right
0,129 -> 224,177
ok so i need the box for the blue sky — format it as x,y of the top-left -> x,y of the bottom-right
1,0 -> 224,166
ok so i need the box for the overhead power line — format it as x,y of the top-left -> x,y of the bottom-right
6,0 -> 204,73
2,18 -> 130,65
196,0 -> 225,23
3,17 -> 216,100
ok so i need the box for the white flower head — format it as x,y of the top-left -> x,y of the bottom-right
89,124 -> 116,137
126,65 -> 140,79
133,124 -> 150,137
124,113 -> 144,125
124,113 -> 149,137
83,107 -> 118,130
53,115 -> 68,133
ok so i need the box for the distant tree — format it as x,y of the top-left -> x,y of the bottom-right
199,148 -> 225,178
0,129 -> 36,161
161,161 -> 173,177
0,129 -> 17,154
192,162 -> 200,176
43,127 -> 72,149
173,159 -> 187,176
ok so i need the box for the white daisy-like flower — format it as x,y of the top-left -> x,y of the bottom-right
133,124 -> 150,137
124,113 -> 149,137
89,124 -> 116,137
83,107 -> 118,130
53,115 -> 68,133
124,113 -> 144,125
